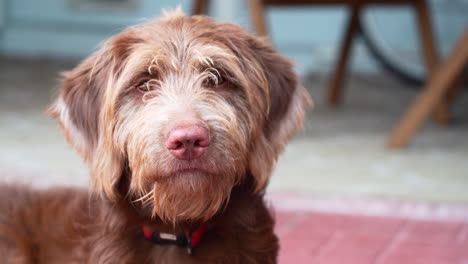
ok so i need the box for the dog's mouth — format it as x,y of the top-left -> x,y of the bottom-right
163,160 -> 217,178
170,168 -> 210,176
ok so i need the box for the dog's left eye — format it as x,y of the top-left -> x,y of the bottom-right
137,81 -> 154,93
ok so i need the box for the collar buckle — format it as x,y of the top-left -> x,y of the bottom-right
142,224 -> 208,256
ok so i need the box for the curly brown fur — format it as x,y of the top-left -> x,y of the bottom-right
0,9 -> 311,264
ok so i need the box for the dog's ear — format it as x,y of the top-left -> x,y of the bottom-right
48,34 -> 141,201
246,37 -> 312,192
48,56 -> 104,158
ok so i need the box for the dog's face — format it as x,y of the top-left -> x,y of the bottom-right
49,10 -> 310,223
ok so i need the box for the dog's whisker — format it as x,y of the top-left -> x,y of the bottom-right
132,188 -> 154,204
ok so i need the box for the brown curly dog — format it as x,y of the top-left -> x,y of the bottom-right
0,9 -> 311,264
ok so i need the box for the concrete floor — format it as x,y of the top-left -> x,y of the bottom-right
270,72 -> 468,204
1,57 -> 467,205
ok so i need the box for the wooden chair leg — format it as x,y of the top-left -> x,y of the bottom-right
387,29 -> 468,148
445,72 -> 465,104
413,0 -> 451,124
192,0 -> 208,15
434,75 -> 464,122
327,5 -> 361,105
249,0 -> 268,37
439,56 -> 467,110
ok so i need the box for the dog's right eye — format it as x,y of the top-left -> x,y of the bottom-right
204,77 -> 223,88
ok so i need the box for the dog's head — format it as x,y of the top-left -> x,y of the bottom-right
49,10 -> 311,223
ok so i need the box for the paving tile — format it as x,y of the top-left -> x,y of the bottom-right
299,211 -> 404,237
380,241 -> 468,264
274,211 -> 302,235
403,219 -> 464,245
456,222 -> 468,245
275,212 -> 403,264
312,232 -> 392,264
278,229 -> 332,264
277,213 -> 335,264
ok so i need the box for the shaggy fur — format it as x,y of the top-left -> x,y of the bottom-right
0,9 -> 311,264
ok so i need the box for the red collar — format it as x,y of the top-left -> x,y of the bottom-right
142,224 -> 209,255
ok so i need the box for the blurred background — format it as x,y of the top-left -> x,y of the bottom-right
0,0 -> 467,262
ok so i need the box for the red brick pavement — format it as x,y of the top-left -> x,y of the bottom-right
275,211 -> 468,264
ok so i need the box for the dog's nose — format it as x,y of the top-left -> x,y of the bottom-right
166,125 -> 210,160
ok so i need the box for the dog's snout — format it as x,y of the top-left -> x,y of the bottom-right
166,125 -> 210,160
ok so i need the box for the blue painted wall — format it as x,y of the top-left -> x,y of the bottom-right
0,0 -> 192,57
0,0 -> 466,74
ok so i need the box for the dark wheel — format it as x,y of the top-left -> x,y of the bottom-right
359,7 -> 426,86
358,1 -> 468,87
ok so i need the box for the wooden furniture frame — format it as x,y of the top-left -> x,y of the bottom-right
192,0 -> 208,15
248,0 -> 440,108
387,29 -> 468,148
